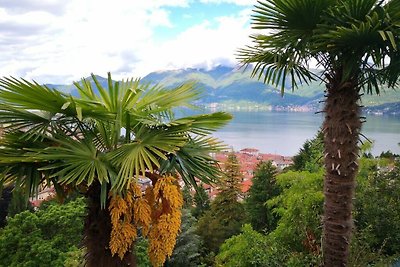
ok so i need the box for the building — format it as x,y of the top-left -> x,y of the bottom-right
203,148 -> 293,199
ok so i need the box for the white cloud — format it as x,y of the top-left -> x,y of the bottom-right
0,0 -> 253,83
0,0 -> 69,15
135,8 -> 253,74
199,0 -> 254,6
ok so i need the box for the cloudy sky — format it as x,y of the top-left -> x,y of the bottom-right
0,0 -> 254,83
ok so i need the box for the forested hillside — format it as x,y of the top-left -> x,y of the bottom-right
49,66 -> 400,114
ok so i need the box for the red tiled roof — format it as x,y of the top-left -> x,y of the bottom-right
241,180 -> 253,193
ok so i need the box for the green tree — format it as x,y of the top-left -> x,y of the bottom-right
0,74 -> 231,266
268,171 -> 324,262
0,186 -> 12,227
216,224 -> 272,267
167,209 -> 202,267
192,183 -> 210,218
245,161 -> 280,233
291,132 -> 324,173
63,247 -> 85,267
181,185 -> 193,210
379,150 -> 399,160
354,160 -> 400,256
197,153 -> 246,255
0,198 -> 85,267
239,1 -> 400,265
135,237 -> 151,267
219,171 -> 323,266
216,156 -> 400,266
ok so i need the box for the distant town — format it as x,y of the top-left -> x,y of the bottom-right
203,148 -> 293,199
30,148 -> 293,207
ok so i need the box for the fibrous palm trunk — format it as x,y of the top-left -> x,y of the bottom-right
322,70 -> 361,266
83,182 -> 136,267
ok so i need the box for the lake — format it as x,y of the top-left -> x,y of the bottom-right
211,111 -> 400,156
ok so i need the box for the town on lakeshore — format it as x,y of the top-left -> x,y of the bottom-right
203,148 -> 293,199
29,148 -> 293,207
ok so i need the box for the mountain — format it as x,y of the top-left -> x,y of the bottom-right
49,65 -> 400,113
141,65 -> 323,109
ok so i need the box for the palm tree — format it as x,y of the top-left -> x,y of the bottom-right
238,0 -> 400,266
0,74 -> 231,266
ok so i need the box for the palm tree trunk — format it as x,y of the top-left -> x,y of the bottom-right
322,71 -> 361,266
83,182 -> 137,267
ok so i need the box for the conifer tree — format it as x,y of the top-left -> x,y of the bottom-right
191,184 -> 210,219
182,186 -> 193,210
196,153 -> 246,254
292,132 -> 324,173
0,187 -> 12,228
246,161 -> 280,233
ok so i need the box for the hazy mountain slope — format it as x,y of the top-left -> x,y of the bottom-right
48,65 -> 400,113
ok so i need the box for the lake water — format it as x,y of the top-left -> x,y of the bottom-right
211,111 -> 400,156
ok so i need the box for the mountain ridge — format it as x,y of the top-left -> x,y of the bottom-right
49,65 -> 400,114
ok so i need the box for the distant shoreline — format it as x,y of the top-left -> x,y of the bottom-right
202,103 -> 400,116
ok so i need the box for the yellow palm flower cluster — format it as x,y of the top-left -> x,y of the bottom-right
148,175 -> 183,266
109,175 -> 183,266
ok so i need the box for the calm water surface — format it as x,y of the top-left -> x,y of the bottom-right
212,111 -> 400,156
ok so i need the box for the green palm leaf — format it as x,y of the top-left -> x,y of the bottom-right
160,136 -> 227,187
108,124 -> 188,191
32,137 -> 114,186
0,72 -> 232,208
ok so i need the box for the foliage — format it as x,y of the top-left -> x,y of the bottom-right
191,183 -> 210,218
245,160 -> 280,233
63,247 -> 85,267
268,171 -> 324,258
291,132 -> 324,173
216,169 -> 324,266
167,209 -> 202,267
0,73 -> 231,265
379,150 -> 399,160
354,160 -> 400,256
0,186 -> 12,228
216,224 -> 271,267
349,227 -> 399,267
196,153 -> 246,255
135,237 -> 151,267
0,198 -> 85,267
181,185 -> 193,209
214,149 -> 400,266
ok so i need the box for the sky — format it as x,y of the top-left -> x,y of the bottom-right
0,0 -> 255,84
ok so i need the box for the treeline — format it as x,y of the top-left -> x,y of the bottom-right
0,135 -> 399,266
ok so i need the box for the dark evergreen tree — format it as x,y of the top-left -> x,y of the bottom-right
379,150 -> 399,160
292,132 -> 324,173
246,161 -> 280,233
0,186 -> 12,228
191,184 -> 210,219
182,185 -> 193,210
196,153 -> 246,255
